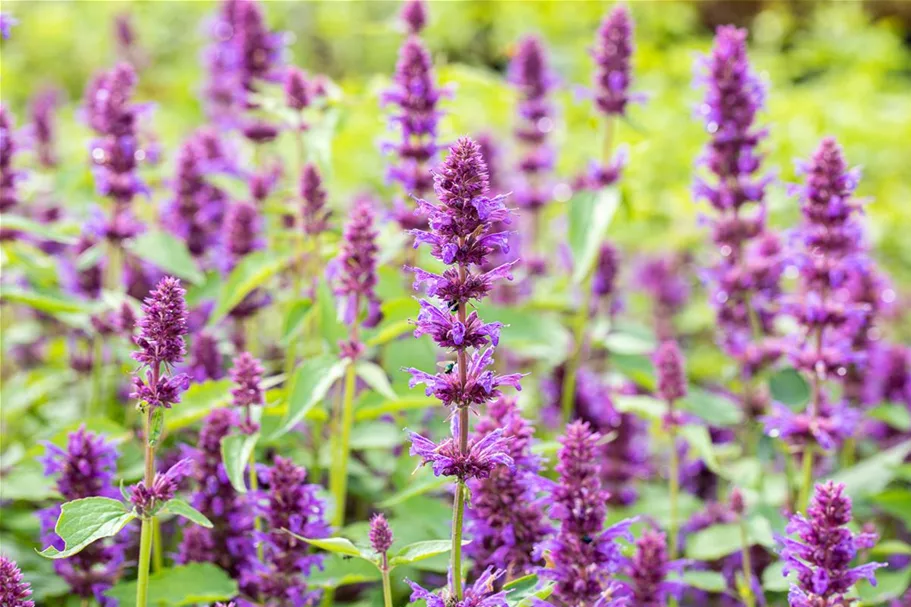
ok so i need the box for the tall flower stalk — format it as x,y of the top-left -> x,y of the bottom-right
405,137 -> 522,599
654,339 -> 687,559
329,196 -> 381,528
370,514 -> 395,607
562,5 -> 636,424
129,276 -> 190,607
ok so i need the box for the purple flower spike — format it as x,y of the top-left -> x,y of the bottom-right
284,66 -> 310,111
130,458 -> 193,517
654,340 -> 687,404
369,513 -> 394,555
331,196 -> 381,335
593,5 -> 636,117
592,243 -> 620,299
407,566 -> 509,607
0,556 -> 34,607
30,87 -> 60,169
400,0 -> 427,35
538,421 -> 634,607
779,481 -> 884,606
408,421 -> 513,482
0,105 -> 21,215
300,163 -> 331,237
230,351 -> 265,433
623,529 -> 685,607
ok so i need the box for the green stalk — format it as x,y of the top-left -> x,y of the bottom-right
798,444 -> 815,513
381,553 -> 393,607
738,516 -> 756,607
331,360 -> 357,528
668,424 -> 680,560
135,405 -> 157,607
90,335 -> 104,417
152,517 -> 163,573
451,479 -> 466,599
249,448 -> 264,561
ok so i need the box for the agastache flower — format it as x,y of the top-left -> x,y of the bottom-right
29,87 -> 60,169
537,421 -> 634,607
300,163 -> 331,237
283,66 -> 310,111
778,481 -> 883,606
592,5 -> 636,117
621,529 -> 684,607
635,254 -> 691,341
241,456 -> 329,606
0,105 -> 20,214
654,340 -> 687,404
187,332 -> 225,382
466,397 -> 552,577
0,13 -> 17,40
130,458 -> 193,517
400,0 -> 427,35
0,556 -> 34,607
230,351 -> 264,434
369,513 -> 394,555
330,196 -> 382,335
407,567 -> 509,607
130,277 -> 190,411
39,428 -> 125,606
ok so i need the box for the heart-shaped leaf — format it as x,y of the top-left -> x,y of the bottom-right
38,497 -> 135,559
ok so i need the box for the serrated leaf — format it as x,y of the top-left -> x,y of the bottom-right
272,355 -> 347,439
220,433 -> 259,494
568,186 -> 620,283
38,497 -> 135,559
389,539 -> 465,567
162,498 -> 213,529
355,361 -> 397,400
104,563 -> 237,606
769,368 -> 810,409
125,230 -> 205,285
208,252 -> 290,326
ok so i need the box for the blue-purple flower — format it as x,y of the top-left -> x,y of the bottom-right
0,556 -> 34,607
621,528 -> 685,607
407,567 -> 510,607
230,351 -> 265,433
330,196 -> 382,334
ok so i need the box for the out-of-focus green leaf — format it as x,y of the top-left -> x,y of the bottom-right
868,403 -> 911,432
208,252 -> 290,325
568,187 -> 620,283
307,555 -> 382,589
602,331 -> 655,355
871,489 -> 911,528
354,394 -> 437,421
272,355 -> 347,439
830,440 -> 911,498
166,379 -> 232,431
762,560 -> 791,593
855,566 -> 911,605
680,389 -> 744,427
38,497 -> 135,559
0,214 -> 77,244
1,286 -> 94,315
220,432 -> 259,494
125,230 -> 205,285
769,368 -> 810,409
355,361 -> 397,400
679,425 -> 721,474
280,298 -> 314,345
680,570 -> 728,593
614,394 -> 666,421
870,540 -> 911,557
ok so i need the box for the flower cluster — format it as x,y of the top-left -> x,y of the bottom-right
466,397 -> 552,577
382,5 -> 445,230
130,458 -> 193,517
187,332 -> 225,382
779,481 -> 883,606
509,35 -> 556,213
369,513 -> 394,555
331,195 -> 382,343
537,421 -> 633,607
178,408 -> 255,577
407,567 -> 509,607
130,276 -> 191,411
39,427 -> 125,606
0,556 -> 34,607
654,339 -> 687,405
1,105 -> 20,214
593,5 -> 636,117
242,456 -> 329,606
299,163 -> 331,237
30,87 -> 60,169
636,254 -> 691,341
694,26 -> 781,375
230,351 -> 265,433
621,529 -> 684,606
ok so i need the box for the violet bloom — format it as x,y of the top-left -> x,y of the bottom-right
369,513 -> 394,555
331,196 -> 382,343
407,567 -> 509,607
284,66 -> 310,112
224,200 -> 262,265
202,0 -> 244,125
187,332 -> 225,382
654,340 -> 687,404
622,529 -> 684,607
234,0 -> 284,103
635,254 -> 690,341
466,397 -> 552,577
382,32 -> 445,230
29,88 -> 60,169
509,35 -> 556,213
0,105 -> 20,214
592,243 -> 620,300
537,421 -> 633,607
130,276 -> 190,411
130,458 -> 193,517
864,344 -> 911,408
593,5 -> 635,117
779,481 -> 883,606
408,416 -> 513,482
400,0 -> 427,35
694,26 -> 781,375
300,163 -> 331,237
0,556 -> 34,607
230,351 -> 264,434
842,266 -> 892,403
178,407 -> 255,577
39,427 -> 125,606
241,456 -> 329,606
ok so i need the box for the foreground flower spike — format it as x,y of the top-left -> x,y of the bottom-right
466,397 -> 551,577
593,5 -> 635,117
242,456 -> 329,606
382,14 -> 445,230
332,195 -> 382,339
39,427 -> 124,605
694,25 -> 781,380
538,421 -> 632,607
407,567 -> 509,607
179,408 -> 255,577
0,556 -> 34,607
230,351 -> 265,433
779,481 -> 883,607
623,528 -> 684,607
405,137 -> 521,599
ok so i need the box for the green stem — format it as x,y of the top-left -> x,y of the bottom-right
451,480 -> 466,600
561,283 -> 593,424
668,424 -> 680,560
136,518 -> 153,607
152,517 -> 163,573
331,361 -> 357,528
249,449 -> 263,561
739,517 -> 756,607
381,555 -> 393,607
90,335 -> 104,417
798,444 -> 815,513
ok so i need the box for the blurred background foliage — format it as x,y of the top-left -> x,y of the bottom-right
2,0 -> 910,308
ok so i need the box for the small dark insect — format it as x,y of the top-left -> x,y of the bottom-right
581,535 -> 593,544
448,300 -> 460,312
443,362 -> 456,374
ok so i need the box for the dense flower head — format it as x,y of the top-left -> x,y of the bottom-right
230,351 -> 265,433
779,481 -> 883,606
235,0 -> 284,98
636,254 -> 691,340
0,556 -> 34,607
179,407 -> 255,576
284,66 -> 310,111
538,421 -> 633,607
407,567 -> 509,607
408,416 -> 513,482
84,62 -> 138,137
242,456 -> 329,606
330,195 -> 381,331
407,347 -> 523,409
466,397 -> 552,576
0,104 -> 20,213
623,529 -> 684,607
593,5 -> 635,116
762,398 -> 859,452
592,243 -> 620,298
203,0 -> 244,124
130,458 -> 193,517
299,163 -> 331,236
188,332 -> 225,382
224,200 -> 263,263
30,87 -> 60,168
864,343 -> 911,407
654,340 -> 687,403
400,0 -> 427,35
369,513 -> 394,555
39,428 -> 124,605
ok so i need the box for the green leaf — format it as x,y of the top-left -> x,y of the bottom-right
378,471 -> 449,508
504,574 -> 554,606
614,394 -> 667,421
679,425 -> 721,474
870,540 -> 911,557
355,361 -> 397,400
354,394 -> 437,422
273,355 -> 347,439
680,570 -> 728,593
280,298 -> 314,345
38,497 -> 135,559
125,230 -> 205,285
288,534 -> 371,560
684,523 -> 742,561
602,331 -> 655,355
761,560 -> 791,593
220,432 -> 259,494
389,539 -> 461,567
208,252 -> 290,325
165,380 -> 232,431
872,488 -> 911,528
830,439 -> 911,498
868,403 -> 911,432
855,565 -> 911,605
161,498 -> 213,529
366,319 -> 413,347
0,214 -> 77,244
480,305 -> 571,366
104,563 -> 238,606
307,554 -> 382,589
769,368 -> 810,409
1,286 -> 94,315
680,389 -> 744,427
568,187 -> 620,283
148,407 -> 164,447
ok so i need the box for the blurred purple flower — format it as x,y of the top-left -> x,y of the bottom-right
330,196 -> 382,334
29,87 -> 60,168
621,528 -> 685,606
0,13 -> 17,40
400,0 -> 427,35
300,163 -> 331,237
592,5 -> 637,117
230,351 -> 265,433
0,105 -> 21,214
654,340 -> 687,404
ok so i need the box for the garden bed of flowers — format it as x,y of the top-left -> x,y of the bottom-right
1,1 -> 910,606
